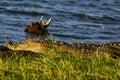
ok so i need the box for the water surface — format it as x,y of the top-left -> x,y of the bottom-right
0,0 -> 120,44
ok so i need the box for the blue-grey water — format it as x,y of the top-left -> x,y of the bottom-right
0,0 -> 120,44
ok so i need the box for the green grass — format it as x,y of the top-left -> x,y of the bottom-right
0,49 -> 120,80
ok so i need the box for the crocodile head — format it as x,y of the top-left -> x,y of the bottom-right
25,16 -> 52,35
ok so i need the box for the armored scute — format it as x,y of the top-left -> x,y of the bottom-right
25,16 -> 52,35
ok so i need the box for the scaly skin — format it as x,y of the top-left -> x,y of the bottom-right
3,38 -> 120,57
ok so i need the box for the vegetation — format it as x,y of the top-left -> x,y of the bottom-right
0,48 -> 120,80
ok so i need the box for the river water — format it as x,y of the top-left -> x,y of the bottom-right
0,0 -> 120,44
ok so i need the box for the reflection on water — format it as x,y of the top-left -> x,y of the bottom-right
0,0 -> 120,44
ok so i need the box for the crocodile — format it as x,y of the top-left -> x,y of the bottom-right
3,38 -> 120,58
25,16 -> 52,35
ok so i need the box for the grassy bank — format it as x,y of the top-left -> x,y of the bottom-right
0,49 -> 120,80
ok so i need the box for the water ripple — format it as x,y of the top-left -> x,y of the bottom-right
0,0 -> 120,43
